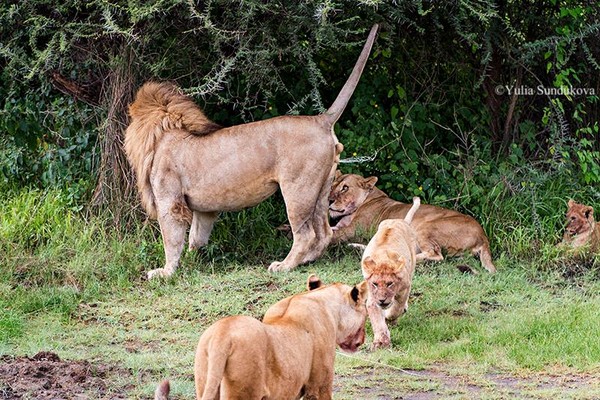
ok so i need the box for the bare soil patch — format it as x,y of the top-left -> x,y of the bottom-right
0,351 -> 132,400
2,351 -> 599,399
334,363 -> 600,399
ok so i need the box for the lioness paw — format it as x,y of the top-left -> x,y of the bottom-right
147,268 -> 174,280
370,332 -> 391,350
371,339 -> 391,350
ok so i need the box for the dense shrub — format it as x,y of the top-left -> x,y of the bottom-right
0,0 -> 598,240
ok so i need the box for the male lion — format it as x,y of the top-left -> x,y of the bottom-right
561,199 -> 600,252
329,172 -> 496,273
124,25 -> 379,279
361,197 -> 420,349
154,274 -> 368,400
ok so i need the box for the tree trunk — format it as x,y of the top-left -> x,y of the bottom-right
91,45 -> 140,227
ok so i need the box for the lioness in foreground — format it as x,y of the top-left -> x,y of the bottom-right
154,274 -> 368,400
124,25 -> 379,279
561,199 -> 600,252
361,198 -> 420,349
329,172 -> 496,273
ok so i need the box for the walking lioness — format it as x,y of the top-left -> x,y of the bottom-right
154,275 -> 368,400
124,25 -> 379,279
361,197 -> 420,349
329,172 -> 496,273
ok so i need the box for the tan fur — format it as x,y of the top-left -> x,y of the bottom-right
361,198 -> 420,349
154,275 -> 368,400
561,199 -> 600,252
124,26 -> 379,279
330,173 -> 496,273
124,82 -> 222,219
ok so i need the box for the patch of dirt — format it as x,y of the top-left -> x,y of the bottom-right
0,351 -> 132,399
334,363 -> 600,400
559,256 -> 599,281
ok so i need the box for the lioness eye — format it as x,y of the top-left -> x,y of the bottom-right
387,282 -> 394,288
341,185 -> 348,193
372,282 -> 378,288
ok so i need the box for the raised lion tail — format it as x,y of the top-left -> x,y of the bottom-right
322,24 -> 379,125
124,81 -> 221,218
404,197 -> 421,225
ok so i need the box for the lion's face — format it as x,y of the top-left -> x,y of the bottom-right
361,256 -> 404,310
306,275 -> 368,353
329,173 -> 378,219
366,272 -> 402,310
336,281 -> 369,353
564,200 -> 595,237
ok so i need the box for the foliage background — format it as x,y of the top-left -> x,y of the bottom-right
1,0 -> 599,249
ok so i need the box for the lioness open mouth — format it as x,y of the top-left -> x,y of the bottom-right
329,215 -> 343,227
339,342 -> 360,353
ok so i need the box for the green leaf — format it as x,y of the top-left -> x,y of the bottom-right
397,86 -> 406,100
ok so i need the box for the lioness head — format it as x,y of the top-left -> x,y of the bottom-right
361,252 -> 404,310
329,172 -> 378,221
564,199 -> 595,237
307,274 -> 368,353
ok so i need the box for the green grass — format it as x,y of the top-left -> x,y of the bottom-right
1,188 -> 600,398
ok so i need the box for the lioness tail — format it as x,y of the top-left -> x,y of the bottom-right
154,380 -> 170,400
323,24 -> 379,125
198,342 -> 229,399
404,197 -> 420,225
124,82 -> 221,218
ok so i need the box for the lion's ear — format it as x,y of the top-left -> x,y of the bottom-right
395,260 -> 407,279
307,274 -> 323,291
585,206 -> 594,220
351,280 -> 368,304
385,249 -> 406,269
334,170 -> 343,180
362,256 -> 376,276
362,176 -> 378,190
568,199 -> 576,209
386,249 -> 404,265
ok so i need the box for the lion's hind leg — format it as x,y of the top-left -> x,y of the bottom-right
301,167 -> 336,264
189,211 -> 218,251
415,239 -> 444,262
474,241 -> 496,273
269,218 -> 316,272
269,179 -> 325,272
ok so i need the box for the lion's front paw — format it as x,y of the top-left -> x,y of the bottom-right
371,338 -> 391,350
147,268 -> 174,280
268,261 -> 293,272
370,333 -> 391,350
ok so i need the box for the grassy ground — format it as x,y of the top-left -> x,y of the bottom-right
1,189 -> 600,399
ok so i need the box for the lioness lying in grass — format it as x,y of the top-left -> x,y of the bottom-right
329,172 -> 496,273
561,199 -> 600,253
